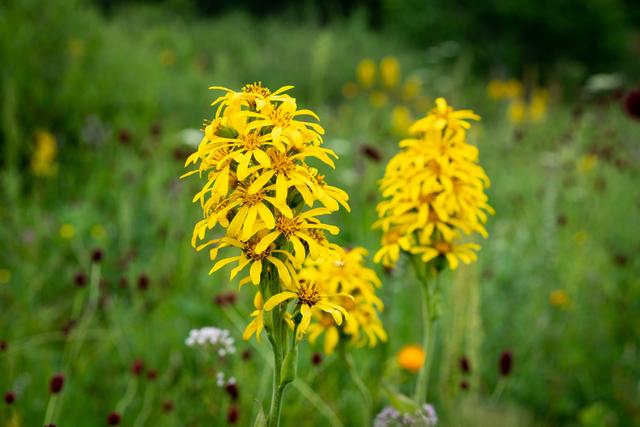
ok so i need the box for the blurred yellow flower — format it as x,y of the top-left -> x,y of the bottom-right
90,225 -> 106,240
0,268 -> 11,285
397,345 -> 425,373
529,89 -> 549,122
380,56 -> 401,89
356,58 -> 376,88
487,79 -> 505,100
68,38 -> 85,58
402,76 -> 422,101
369,91 -> 388,109
508,99 -> 526,124
503,79 -> 523,98
160,49 -> 176,66
342,82 -> 358,99
391,105 -> 412,136
549,289 -> 571,309
579,153 -> 598,173
59,224 -> 76,239
31,131 -> 58,177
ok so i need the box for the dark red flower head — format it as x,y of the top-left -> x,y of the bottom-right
623,88 -> 640,120
311,352 -> 323,366
45,424 -> 57,427
225,382 -> 239,401
50,373 -> 65,394
499,350 -> 513,377
227,405 -> 239,424
137,274 -> 149,291
241,349 -> 252,362
146,369 -> 157,381
0,340 -> 7,352
131,359 -> 145,377
162,400 -> 174,412
360,144 -> 382,163
91,249 -> 103,263
459,380 -> 469,391
459,356 -> 471,374
118,129 -> 132,144
74,272 -> 88,287
4,391 -> 16,404
107,412 -> 121,425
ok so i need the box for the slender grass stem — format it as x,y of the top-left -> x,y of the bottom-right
42,394 -> 58,426
340,347 -> 371,427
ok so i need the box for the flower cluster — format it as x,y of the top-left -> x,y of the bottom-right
186,326 -> 236,357
374,404 -> 438,427
296,247 -> 387,354
487,78 -> 549,124
183,83 -> 351,339
342,57 -> 428,136
374,98 -> 493,270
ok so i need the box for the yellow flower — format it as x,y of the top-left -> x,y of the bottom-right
380,56 -> 401,89
487,79 -> 506,100
549,289 -> 571,309
402,76 -> 422,101
397,345 -> 425,373
0,269 -> 11,285
263,279 -> 349,338
59,224 -> 76,239
68,38 -> 85,58
243,292 -> 266,341
356,58 -> 376,88
374,98 -> 493,270
305,247 -> 387,354
529,88 -> 549,122
369,91 -> 388,109
508,98 -> 526,124
503,79 -> 523,98
391,105 -> 412,136
579,153 -> 598,173
31,131 -> 58,177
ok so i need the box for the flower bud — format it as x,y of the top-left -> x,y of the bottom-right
280,346 -> 298,387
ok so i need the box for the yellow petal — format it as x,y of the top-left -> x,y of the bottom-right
263,291 -> 297,311
249,260 -> 263,284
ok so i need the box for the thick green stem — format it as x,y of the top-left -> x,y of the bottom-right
414,280 -> 434,404
266,314 -> 284,427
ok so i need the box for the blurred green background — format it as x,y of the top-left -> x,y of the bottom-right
1,0 -> 639,426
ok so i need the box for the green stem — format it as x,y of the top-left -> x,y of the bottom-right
340,347 -> 371,427
267,329 -> 284,427
43,394 -> 58,426
411,257 -> 436,405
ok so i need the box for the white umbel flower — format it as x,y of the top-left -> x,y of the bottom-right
186,326 -> 236,356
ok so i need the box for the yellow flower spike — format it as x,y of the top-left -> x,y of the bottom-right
391,105 -> 412,136
31,130 -> 58,177
183,83 -> 350,347
380,56 -> 401,89
374,98 -> 492,270
487,79 -> 506,100
369,91 -> 388,109
397,345 -> 425,373
356,58 -> 376,88
402,76 -> 422,101
578,153 -> 598,173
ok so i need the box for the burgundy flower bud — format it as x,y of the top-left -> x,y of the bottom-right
150,123 -> 162,137
4,391 -> 16,404
225,382 -> 239,401
137,274 -> 149,292
74,272 -> 88,287
162,400 -> 174,412
0,340 -> 7,352
241,349 -> 251,362
311,352 -> 323,366
107,412 -> 121,425
359,144 -> 382,163
623,89 -> 640,121
146,369 -> 157,381
91,249 -> 103,263
227,405 -> 239,424
49,373 -> 65,394
45,424 -> 56,427
499,350 -> 513,377
118,129 -> 132,144
225,292 -> 237,305
459,380 -> 469,391
131,359 -> 144,377
119,277 -> 128,289
459,356 -> 471,374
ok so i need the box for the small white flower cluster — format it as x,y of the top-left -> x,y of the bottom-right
185,326 -> 236,357
216,372 -> 236,388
